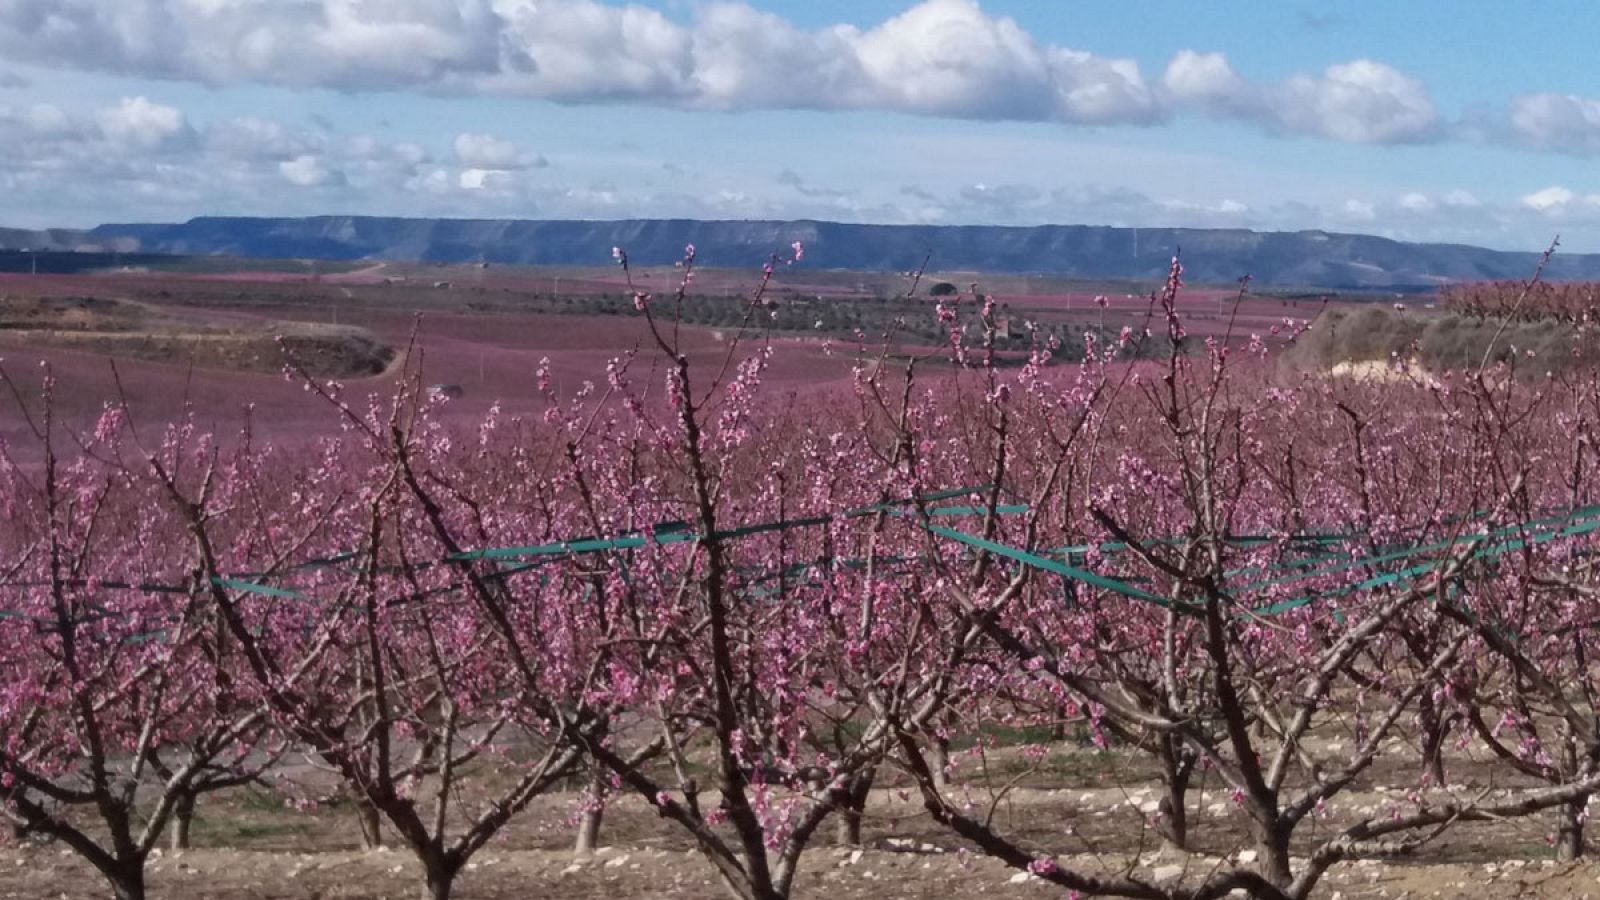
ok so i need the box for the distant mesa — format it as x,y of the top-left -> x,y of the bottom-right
4,216 -> 1599,289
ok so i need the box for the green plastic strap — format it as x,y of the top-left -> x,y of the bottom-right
920,522 -> 1173,606
1248,508 -> 1600,616
1234,506 -> 1600,598
212,578 -> 315,602
923,504 -> 1030,517
449,486 -> 1016,562
1054,532 -> 1355,557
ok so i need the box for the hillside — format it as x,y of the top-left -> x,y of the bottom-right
1282,304 -> 1596,377
0,295 -> 394,379
0,216 -> 1595,288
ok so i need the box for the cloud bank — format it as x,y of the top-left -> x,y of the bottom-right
0,0 -> 1449,144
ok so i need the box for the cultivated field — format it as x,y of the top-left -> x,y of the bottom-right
0,261 -> 1346,449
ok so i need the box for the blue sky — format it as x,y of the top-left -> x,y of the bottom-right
4,1 -> 1600,250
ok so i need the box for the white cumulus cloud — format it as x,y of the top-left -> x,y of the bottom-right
1162,51 -> 1256,115
1523,186 -> 1573,211
1162,52 -> 1438,144
1509,93 -> 1600,155
1277,60 -> 1438,143
841,0 -> 1157,123
0,0 -> 1161,126
453,132 -> 524,168
1396,192 -> 1434,213
96,96 -> 191,149
207,117 -> 324,161
279,154 -> 339,187
1520,185 -> 1599,213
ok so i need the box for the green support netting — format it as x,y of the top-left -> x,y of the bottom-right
0,485 -> 1014,616
923,503 -> 1600,620
10,479 -> 1600,632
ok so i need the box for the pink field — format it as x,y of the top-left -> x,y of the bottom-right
0,269 -> 1341,461
464,271 -> 879,299
0,305 -> 859,459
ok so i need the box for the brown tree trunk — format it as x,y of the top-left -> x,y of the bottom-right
1253,818 -> 1293,890
169,791 -> 196,845
834,769 -> 875,846
1418,692 -> 1448,785
928,739 -> 951,789
573,767 -> 606,860
355,795 -> 384,849
170,791 -> 196,851
1155,741 -> 1191,852
107,860 -> 147,900
1558,797 -> 1586,860
421,866 -> 456,900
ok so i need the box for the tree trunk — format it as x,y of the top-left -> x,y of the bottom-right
1254,820 -> 1293,890
928,739 -> 951,789
107,861 -> 147,900
421,859 -> 459,900
834,769 -> 875,846
1557,797 -> 1586,860
1155,744 -> 1191,852
1418,692 -> 1447,786
419,864 -> 457,896
355,795 -> 384,849
573,768 -> 606,860
170,791 -> 196,851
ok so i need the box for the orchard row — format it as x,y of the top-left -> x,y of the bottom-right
4,259 -> 1600,900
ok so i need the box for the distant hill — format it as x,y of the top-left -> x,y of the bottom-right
0,216 -> 1596,289
0,226 -> 139,254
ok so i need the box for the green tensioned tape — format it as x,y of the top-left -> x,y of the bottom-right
920,522 -> 1174,606
1244,508 -> 1600,616
447,486 -> 1015,562
927,504 -> 1600,619
1054,532 -> 1355,557
212,578 -> 314,601
1222,549 -> 1353,582
1051,503 -> 1600,564
14,488 -> 1600,624
1248,560 -> 1448,617
3,487 -> 1008,599
1233,506 -> 1600,598
924,504 -> 1029,517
